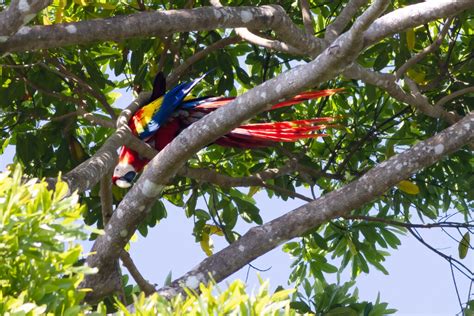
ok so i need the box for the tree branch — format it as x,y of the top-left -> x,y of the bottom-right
167,36 -> 241,87
344,215 -> 474,230
0,0 -> 51,43
299,0 -> 314,35
325,0 -> 369,42
395,17 -> 453,80
100,168 -> 155,296
343,64 -> 463,125
43,59 -> 117,120
47,94 -> 151,195
235,28 -> 304,55
0,5 -> 323,56
120,250 -> 156,295
157,112 -> 473,299
363,0 -> 473,48
209,0 -> 306,56
435,86 -> 474,108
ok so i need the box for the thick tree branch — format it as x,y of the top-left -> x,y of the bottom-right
0,5 -> 323,55
210,0 -> 305,56
363,0 -> 473,48
0,0 -> 51,42
157,112 -> 473,299
81,0 -> 390,300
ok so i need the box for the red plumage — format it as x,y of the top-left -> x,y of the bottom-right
112,72 -> 342,188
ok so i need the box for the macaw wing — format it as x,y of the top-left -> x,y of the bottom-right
132,72 -> 208,140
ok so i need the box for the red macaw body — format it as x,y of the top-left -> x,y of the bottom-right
113,73 -> 341,188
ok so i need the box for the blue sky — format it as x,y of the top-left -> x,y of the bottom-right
0,88 -> 471,315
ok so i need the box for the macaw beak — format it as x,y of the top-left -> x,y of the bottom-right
112,171 -> 137,188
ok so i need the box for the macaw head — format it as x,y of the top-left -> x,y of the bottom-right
112,146 -> 148,188
112,162 -> 137,188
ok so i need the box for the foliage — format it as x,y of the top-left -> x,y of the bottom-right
116,279 -> 296,316
0,0 -> 473,313
291,279 -> 396,315
0,165 -> 93,315
0,166 -> 392,315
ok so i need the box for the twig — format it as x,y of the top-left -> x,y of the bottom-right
167,36 -> 241,86
408,228 -> 473,279
299,0 -> 314,35
210,0 -> 306,56
345,215 -> 474,230
0,61 -> 41,68
234,28 -> 304,56
157,37 -> 172,73
343,64 -> 463,127
43,59 -> 117,120
396,17 -> 453,80
450,261 -> 464,314
100,170 -> 114,225
99,169 -> 127,303
435,86 -> 474,108
325,0 -> 369,42
262,182 -> 313,202
405,77 -> 460,124
50,111 -> 80,122
120,250 -> 156,295
14,65 -> 115,129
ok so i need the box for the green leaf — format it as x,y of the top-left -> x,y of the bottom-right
373,51 -> 390,71
458,232 -> 470,259
326,307 -> 358,316
406,28 -> 415,51
130,48 -> 144,73
290,301 -> 312,313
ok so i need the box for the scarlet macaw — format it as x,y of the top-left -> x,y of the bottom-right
112,72 -> 341,188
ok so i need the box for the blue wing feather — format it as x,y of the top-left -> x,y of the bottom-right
138,72 -> 208,139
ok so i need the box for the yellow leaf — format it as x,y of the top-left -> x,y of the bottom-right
43,11 -> 52,25
74,0 -> 88,6
54,0 -> 66,23
397,180 -> 420,195
200,232 -> 213,256
94,2 -> 117,10
406,28 -> 415,51
207,224 -> 224,236
130,233 -> 138,242
248,186 -> 260,197
407,68 -> 426,85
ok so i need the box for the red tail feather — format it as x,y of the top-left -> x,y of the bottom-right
270,89 -> 344,110
195,89 -> 343,110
